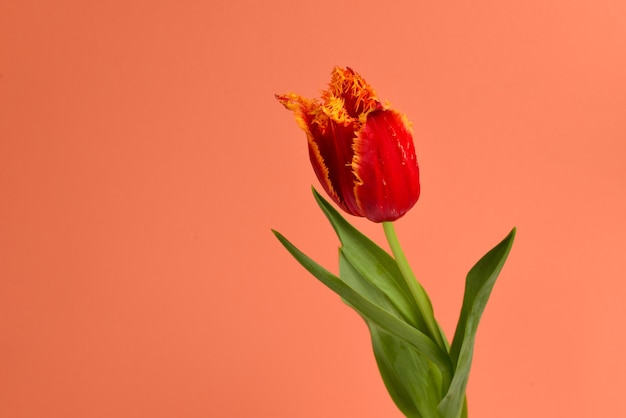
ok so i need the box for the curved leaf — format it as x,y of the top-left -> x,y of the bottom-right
371,325 -> 444,418
272,229 -> 452,375
312,188 -> 435,338
438,228 -> 516,418
340,251 -> 444,418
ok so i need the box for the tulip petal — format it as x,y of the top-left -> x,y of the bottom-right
353,109 -> 420,222
310,119 -> 363,216
275,93 -> 361,216
325,67 -> 382,118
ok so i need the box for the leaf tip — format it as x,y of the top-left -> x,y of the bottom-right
271,229 -> 286,242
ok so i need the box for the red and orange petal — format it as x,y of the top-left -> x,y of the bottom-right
324,67 -> 382,119
352,109 -> 420,222
276,92 -> 360,215
310,119 -> 363,216
276,93 -> 339,202
275,93 -> 318,133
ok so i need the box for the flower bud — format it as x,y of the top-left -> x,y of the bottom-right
276,67 -> 420,222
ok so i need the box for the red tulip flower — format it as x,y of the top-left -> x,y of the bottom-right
276,67 -> 420,222
274,67 -> 516,418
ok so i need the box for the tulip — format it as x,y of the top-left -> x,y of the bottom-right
276,67 -> 420,222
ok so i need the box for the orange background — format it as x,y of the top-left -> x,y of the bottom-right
1,0 -> 625,417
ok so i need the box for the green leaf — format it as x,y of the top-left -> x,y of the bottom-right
274,189 -> 514,418
272,229 -> 452,375
340,251 -> 443,418
311,188 -> 432,337
338,249 -> 405,320
370,325 -> 444,418
438,228 -> 516,418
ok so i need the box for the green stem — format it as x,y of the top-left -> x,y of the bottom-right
382,221 -> 446,350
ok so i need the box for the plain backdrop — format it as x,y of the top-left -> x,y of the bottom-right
1,0 -> 625,417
